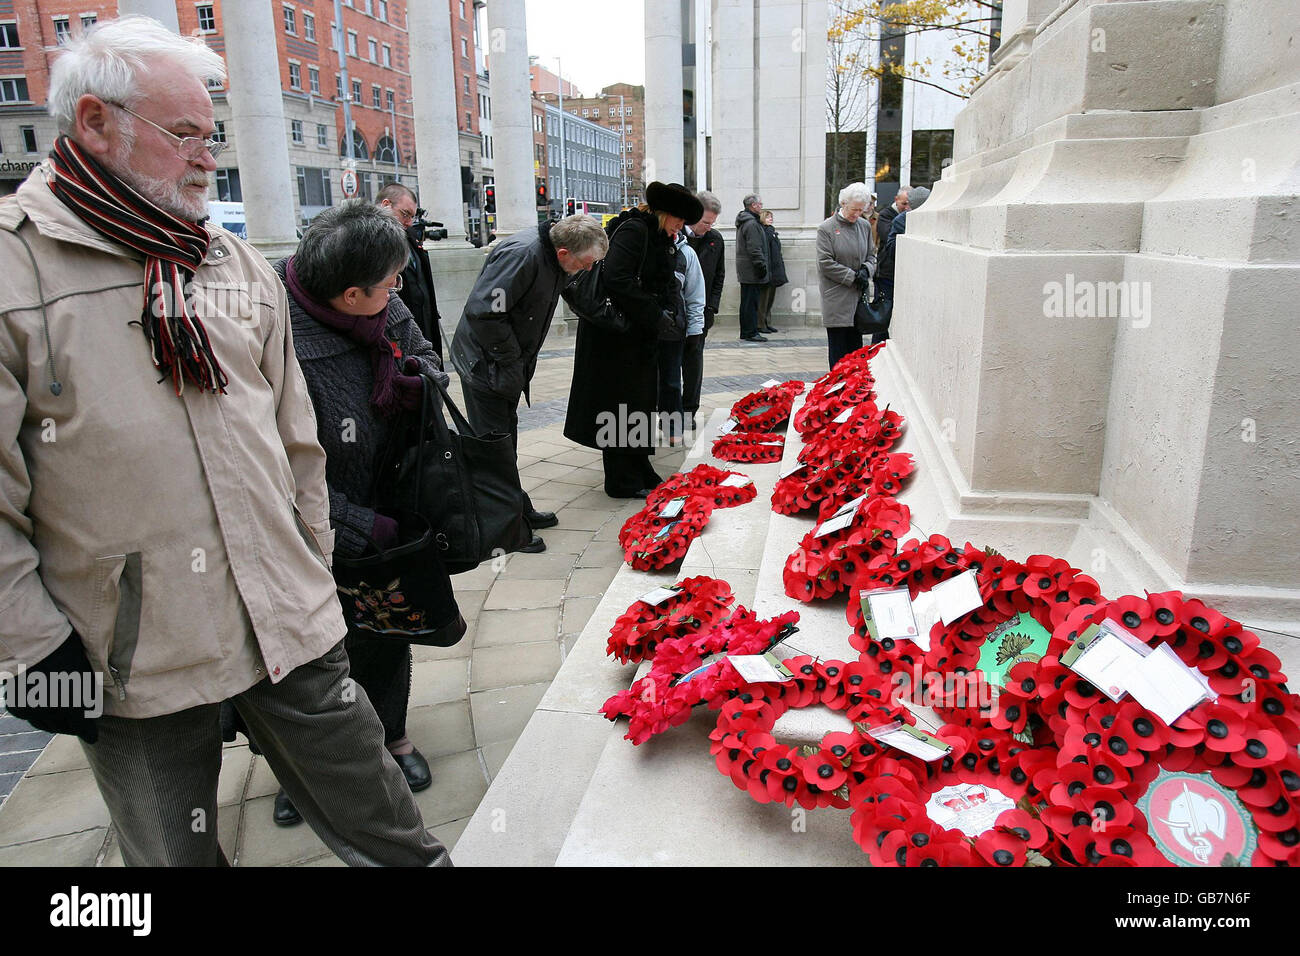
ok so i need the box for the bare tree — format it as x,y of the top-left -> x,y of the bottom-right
826,0 -> 878,215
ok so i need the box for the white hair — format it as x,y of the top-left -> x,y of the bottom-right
550,214 -> 609,257
48,16 -> 226,135
838,182 -> 874,208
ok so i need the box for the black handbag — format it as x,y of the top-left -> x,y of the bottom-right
562,219 -> 650,334
854,285 -> 891,335
333,511 -> 468,646
381,373 -> 532,574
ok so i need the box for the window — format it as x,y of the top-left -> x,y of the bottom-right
371,85 -> 381,109
581,108 -> 588,117
465,111 -> 471,128
302,12 -> 315,41
283,6 -> 296,35
296,166 -> 332,207
308,66 -> 320,94
316,124 -> 328,148
463,75 -> 470,94
336,75 -> 343,100
459,1 -> 466,17
385,89 -> 394,111
460,37 -> 467,58
80,14 -> 97,31
53,17 -> 71,45
352,79 -> 362,102
0,23 -> 18,49
212,121 -> 226,143
291,119 -> 304,145
196,4 -> 216,32
216,168 -> 242,202
362,0 -> 373,14
377,1 -> 388,23
347,30 -> 357,56
21,126 -> 37,153
382,44 -> 391,68
288,62 -> 301,90
0,77 -> 29,102
368,38 -> 377,62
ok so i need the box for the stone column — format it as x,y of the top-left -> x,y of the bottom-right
221,2 -> 299,258
115,0 -> 179,31
889,0 -> 1300,629
484,0 -> 535,237
644,0 -> 684,185
408,0 -> 467,242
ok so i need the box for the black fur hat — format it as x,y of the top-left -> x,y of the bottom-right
645,181 -> 704,222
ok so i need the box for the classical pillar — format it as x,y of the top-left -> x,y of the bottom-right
644,0 -> 684,185
408,0 -> 467,242
115,0 -> 179,31
709,0 -> 755,218
484,0 -> 535,237
221,2 -> 299,258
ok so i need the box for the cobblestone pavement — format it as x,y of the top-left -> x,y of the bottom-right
0,332 -> 830,866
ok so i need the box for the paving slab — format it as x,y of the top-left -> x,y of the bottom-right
471,641 -> 563,691
0,768 -> 110,847
483,578 -> 567,610
411,750 -> 490,829
405,700 -> 476,759
469,682 -> 550,745
473,607 -> 562,647
0,827 -> 106,867
239,794 -> 332,866
26,734 -> 91,775
561,596 -> 601,635
554,507 -> 612,531
411,658 -> 471,706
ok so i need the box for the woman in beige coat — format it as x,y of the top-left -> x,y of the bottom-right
816,182 -> 877,369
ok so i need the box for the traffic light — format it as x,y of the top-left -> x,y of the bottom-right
536,180 -> 548,206
483,183 -> 496,214
565,197 -> 576,216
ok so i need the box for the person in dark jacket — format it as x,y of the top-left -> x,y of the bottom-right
875,187 -> 908,257
758,209 -> 789,334
734,193 -> 769,342
378,183 -> 444,359
450,214 -> 608,551
684,190 -> 724,430
269,200 -> 457,828
564,182 -> 700,497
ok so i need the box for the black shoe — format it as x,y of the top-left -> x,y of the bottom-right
273,788 -> 302,827
519,535 -> 546,553
526,509 -> 559,529
392,749 -> 433,793
741,333 -> 769,343
606,489 -> 648,499
762,326 -> 781,333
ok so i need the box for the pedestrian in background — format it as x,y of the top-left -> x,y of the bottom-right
734,193 -> 769,342
816,181 -> 876,369
378,183 -> 444,359
451,214 -> 608,552
660,225 -> 706,445
758,209 -> 788,334
683,190 -> 724,432
565,182 -> 702,497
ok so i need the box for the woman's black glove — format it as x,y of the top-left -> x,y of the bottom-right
5,633 -> 100,743
854,267 -> 873,290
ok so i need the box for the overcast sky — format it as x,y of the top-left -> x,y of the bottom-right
523,0 -> 646,95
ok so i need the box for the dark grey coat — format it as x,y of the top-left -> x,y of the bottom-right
734,208 -> 769,284
450,223 -> 567,404
816,212 -> 876,329
273,258 -> 442,558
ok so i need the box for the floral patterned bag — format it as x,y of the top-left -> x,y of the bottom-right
333,511 -> 467,646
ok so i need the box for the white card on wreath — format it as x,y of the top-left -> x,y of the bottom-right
824,381 -> 846,395
831,492 -> 868,519
639,586 -> 681,606
659,497 -> 686,519
931,570 -> 984,626
868,722 -> 951,762
814,509 -> 856,538
832,405 -> 856,424
1066,621 -> 1149,702
1124,642 -> 1214,725
909,590 -> 944,652
720,474 -> 753,488
865,588 -> 919,643
760,379 -> 782,389
727,653 -> 795,684
779,460 -> 809,479
718,418 -> 738,435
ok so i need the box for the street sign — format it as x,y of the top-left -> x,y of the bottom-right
340,168 -> 359,198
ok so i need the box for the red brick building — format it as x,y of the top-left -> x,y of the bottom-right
561,83 -> 645,208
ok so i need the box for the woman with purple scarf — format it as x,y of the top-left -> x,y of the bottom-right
266,200 -> 453,826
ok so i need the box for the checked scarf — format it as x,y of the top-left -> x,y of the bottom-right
47,135 -> 228,396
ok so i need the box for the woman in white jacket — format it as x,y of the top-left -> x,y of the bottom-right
660,229 -> 707,445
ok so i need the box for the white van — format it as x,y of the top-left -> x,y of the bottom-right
207,201 -> 246,239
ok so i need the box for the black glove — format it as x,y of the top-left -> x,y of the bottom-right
5,633 -> 100,743
754,264 -> 768,282
854,267 -> 872,290
703,306 -> 716,332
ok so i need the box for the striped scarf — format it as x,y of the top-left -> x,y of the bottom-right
47,135 -> 227,396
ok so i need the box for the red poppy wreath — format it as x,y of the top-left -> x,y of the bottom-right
618,494 -> 715,571
712,430 -> 785,463
646,463 -> 757,510
728,380 -> 806,432
604,575 -> 736,665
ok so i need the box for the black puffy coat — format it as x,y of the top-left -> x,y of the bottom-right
396,232 -> 443,358
563,208 -> 678,450
763,223 -> 788,287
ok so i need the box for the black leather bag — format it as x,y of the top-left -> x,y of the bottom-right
562,219 -> 650,334
854,286 -> 890,335
379,374 -> 532,574
332,510 -> 467,646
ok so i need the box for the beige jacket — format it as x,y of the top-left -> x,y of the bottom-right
0,163 -> 346,718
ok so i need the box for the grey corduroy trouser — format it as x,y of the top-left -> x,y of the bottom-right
81,642 -> 451,867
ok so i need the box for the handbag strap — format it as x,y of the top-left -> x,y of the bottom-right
332,511 -> 433,568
